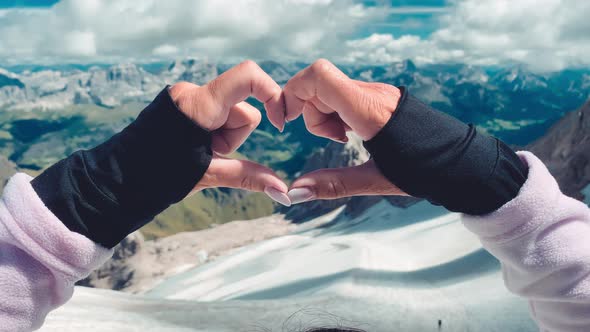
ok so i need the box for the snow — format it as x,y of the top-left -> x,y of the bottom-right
40,200 -> 538,332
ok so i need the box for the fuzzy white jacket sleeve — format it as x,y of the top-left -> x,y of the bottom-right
463,151 -> 590,332
0,173 -> 113,332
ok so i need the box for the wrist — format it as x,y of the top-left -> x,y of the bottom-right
363,85 -> 403,141
168,82 -> 216,131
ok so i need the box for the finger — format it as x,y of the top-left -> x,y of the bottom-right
204,60 -> 285,131
287,160 -> 406,203
309,96 -> 333,114
211,101 -> 261,155
282,85 -> 305,125
284,59 -> 360,122
302,101 -> 348,143
196,156 -> 291,206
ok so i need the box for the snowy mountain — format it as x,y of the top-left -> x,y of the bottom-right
40,201 -> 537,332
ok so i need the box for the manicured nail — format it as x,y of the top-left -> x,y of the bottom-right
264,187 -> 291,207
287,188 -> 316,205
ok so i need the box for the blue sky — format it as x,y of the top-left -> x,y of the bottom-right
362,0 -> 446,38
0,0 -> 586,72
0,0 -> 59,8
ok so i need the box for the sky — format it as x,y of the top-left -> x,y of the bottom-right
0,0 -> 587,72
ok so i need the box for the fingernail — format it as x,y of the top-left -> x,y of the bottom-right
336,137 -> 348,144
287,188 -> 316,205
264,187 -> 291,207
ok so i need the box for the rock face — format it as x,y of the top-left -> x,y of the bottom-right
77,216 -> 295,293
161,58 -> 218,85
284,133 -> 369,222
529,100 -> 590,201
0,59 -> 217,111
0,155 -> 17,191
78,232 -> 145,291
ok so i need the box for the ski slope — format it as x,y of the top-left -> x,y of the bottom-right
40,200 -> 538,332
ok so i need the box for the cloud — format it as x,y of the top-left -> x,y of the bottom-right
0,0 -> 385,64
343,0 -> 590,72
0,0 -> 588,72
387,6 -> 448,14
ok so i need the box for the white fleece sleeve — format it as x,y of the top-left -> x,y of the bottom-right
0,173 -> 113,332
463,151 -> 590,332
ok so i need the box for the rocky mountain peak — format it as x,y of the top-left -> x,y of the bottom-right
164,58 -> 218,85
258,60 -> 291,84
105,63 -> 145,82
529,100 -> 590,200
284,133 -> 369,222
0,155 -> 17,192
396,59 -> 417,72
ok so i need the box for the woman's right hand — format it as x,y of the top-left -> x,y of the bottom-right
282,59 -> 406,204
169,60 -> 291,205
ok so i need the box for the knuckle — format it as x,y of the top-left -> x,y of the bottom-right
239,59 -> 260,73
240,175 -> 253,191
321,173 -> 348,199
205,79 -> 218,99
310,59 -> 333,77
205,80 -> 227,109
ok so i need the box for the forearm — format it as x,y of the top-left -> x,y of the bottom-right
363,87 -> 528,215
31,86 -> 213,249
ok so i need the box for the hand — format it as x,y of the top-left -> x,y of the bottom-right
169,61 -> 290,206
282,59 -> 406,203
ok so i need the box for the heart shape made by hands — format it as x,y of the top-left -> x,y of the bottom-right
170,59 -> 406,207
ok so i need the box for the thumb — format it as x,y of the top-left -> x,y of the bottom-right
195,156 -> 291,206
287,160 -> 406,204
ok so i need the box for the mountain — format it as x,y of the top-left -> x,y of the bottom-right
1,58 -> 589,239
0,69 -> 24,89
78,215 -> 294,293
529,100 -> 590,200
0,155 -> 17,192
258,60 -> 293,84
283,133 -> 369,222
42,201 -> 537,332
347,62 -> 590,145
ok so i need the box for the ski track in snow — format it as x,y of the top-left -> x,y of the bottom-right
40,201 -> 538,332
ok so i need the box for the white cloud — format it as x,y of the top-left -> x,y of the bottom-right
387,6 -> 448,14
0,0 -> 588,72
343,0 -> 590,72
0,0 -> 384,64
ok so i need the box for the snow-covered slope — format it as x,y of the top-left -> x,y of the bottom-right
40,200 -> 537,332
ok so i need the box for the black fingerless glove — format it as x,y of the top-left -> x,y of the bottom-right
363,87 -> 528,215
32,87 -> 213,248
